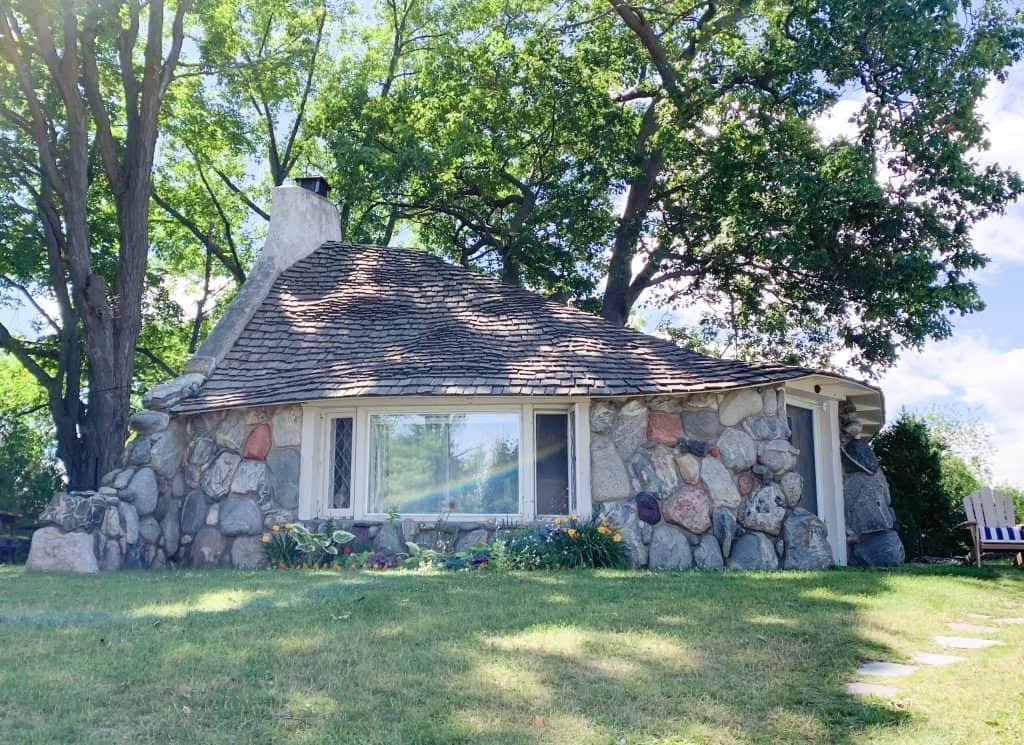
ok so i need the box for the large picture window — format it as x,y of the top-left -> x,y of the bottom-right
368,412 -> 520,515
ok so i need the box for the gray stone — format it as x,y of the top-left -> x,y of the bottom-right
189,410 -> 226,438
181,491 -> 208,535
843,419 -> 864,438
39,492 -> 106,532
758,439 -> 799,475
590,401 -> 617,434
612,401 -> 648,459
630,444 -> 679,494
150,547 -> 167,569
373,522 -> 407,554
844,471 -> 895,537
674,453 -> 700,485
100,539 -> 123,571
682,409 -> 721,441
112,468 -> 135,490
149,425 -> 186,478
161,511 -> 180,557
662,483 -> 711,533
143,373 -> 204,410
202,451 -> 241,500
455,528 -> 490,551
648,524 -> 693,570
693,533 -> 724,569
844,682 -> 897,698
401,519 -> 419,543
727,532 -> 779,570
684,393 -> 717,409
762,389 -> 779,416
231,459 -> 267,495
719,389 -> 764,426
857,661 -> 917,677
849,530 -> 905,567
101,506 -> 122,538
130,409 -> 170,435
780,472 -> 803,507
188,437 -> 218,467
740,485 -> 787,536
712,506 -> 738,558
219,497 -> 262,536
125,436 -> 152,465
842,438 -> 880,474
215,411 -> 250,451
700,457 -> 741,509
270,406 -> 303,447
599,500 -> 647,568
123,467 -> 159,516
138,516 -> 162,544
206,502 -> 220,526
191,527 -> 227,568
230,535 -> 268,569
716,428 -> 757,471
118,502 -> 140,544
123,544 -> 145,569
266,447 -> 301,509
171,471 -> 186,498
26,527 -> 99,573
590,434 -> 633,502
781,509 -> 834,569
742,415 -> 790,441
648,396 -> 683,413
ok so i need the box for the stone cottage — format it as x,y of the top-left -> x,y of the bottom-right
27,178 -> 905,572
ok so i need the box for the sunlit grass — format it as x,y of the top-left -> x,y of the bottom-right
0,565 -> 1021,744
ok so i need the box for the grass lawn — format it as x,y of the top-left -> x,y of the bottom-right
0,565 -> 1022,744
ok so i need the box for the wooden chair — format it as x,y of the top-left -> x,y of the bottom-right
958,487 -> 1024,567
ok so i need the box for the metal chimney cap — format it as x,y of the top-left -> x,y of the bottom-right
294,176 -> 332,198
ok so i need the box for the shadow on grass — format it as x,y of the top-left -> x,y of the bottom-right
7,565 -> 1019,743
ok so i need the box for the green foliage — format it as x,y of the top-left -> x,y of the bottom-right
495,517 -> 628,570
264,522 -> 355,568
872,412 -> 982,558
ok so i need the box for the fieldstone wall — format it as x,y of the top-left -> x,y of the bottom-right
589,387 -> 834,570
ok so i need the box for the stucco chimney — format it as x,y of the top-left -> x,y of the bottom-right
184,178 -> 341,377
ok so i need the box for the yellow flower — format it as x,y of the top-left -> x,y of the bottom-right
569,514 -> 577,521
271,524 -> 280,533
553,517 -> 564,524
613,534 -> 622,542
567,529 -> 578,539
597,525 -> 611,536
260,535 -> 270,543
284,522 -> 295,530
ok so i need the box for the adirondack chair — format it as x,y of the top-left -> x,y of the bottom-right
958,487 -> 1024,567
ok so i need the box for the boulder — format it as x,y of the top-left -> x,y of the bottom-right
762,389 -> 779,416
674,453 -> 700,485
737,473 -> 756,497
123,467 -> 159,516
191,527 -> 227,568
125,436 -> 152,465
143,373 -> 204,411
682,409 -> 720,441
648,397 -> 683,413
726,532 -> 779,570
101,506 -> 122,539
39,492 -> 107,532
271,406 -> 303,447
758,439 -> 799,475
373,522 -> 407,554
661,483 -> 712,534
149,426 -> 186,478
646,411 -> 683,448
202,451 -> 242,500
780,472 -> 803,507
219,496 -> 263,536
590,435 -> 633,502
181,491 -> 208,535
231,459 -> 267,496
849,530 -> 905,567
611,400 -> 648,459
138,516 -> 162,544
230,535 -> 268,569
590,401 -> 617,434
700,457 -> 740,509
844,471 -> 895,538
214,411 -> 249,451
630,444 -> 679,494
26,527 -> 99,573
599,500 -> 647,568
648,524 -> 693,570
742,415 -> 790,441
100,539 -> 123,571
242,423 -> 273,460
712,506 -> 738,559
112,468 -> 135,490
123,544 -> 146,569
187,436 -> 217,467
842,438 -> 880,474
740,485 -> 787,536
161,511 -> 181,557
118,501 -> 140,544
693,533 -> 724,569
635,492 -> 661,524
719,389 -> 764,427
129,409 -> 169,435
781,509 -> 833,569
716,428 -> 757,471
455,528 -> 490,551
266,447 -> 300,509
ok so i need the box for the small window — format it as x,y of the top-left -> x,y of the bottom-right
535,412 -> 571,515
332,416 -> 354,510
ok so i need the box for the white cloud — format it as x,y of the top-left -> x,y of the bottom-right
879,333 -> 1024,487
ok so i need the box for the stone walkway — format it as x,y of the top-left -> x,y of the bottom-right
843,614 -> 1017,699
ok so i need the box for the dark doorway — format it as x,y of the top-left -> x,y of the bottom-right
535,413 -> 570,515
786,404 -> 819,515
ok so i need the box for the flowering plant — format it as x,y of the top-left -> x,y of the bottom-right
495,515 -> 628,569
263,522 -> 355,569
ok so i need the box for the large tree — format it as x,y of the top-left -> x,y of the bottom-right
0,0 -> 193,488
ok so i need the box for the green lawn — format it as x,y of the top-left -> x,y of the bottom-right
0,565 -> 1022,744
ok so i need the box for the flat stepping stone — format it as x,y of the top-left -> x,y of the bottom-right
967,613 -> 993,619
995,617 -> 1024,625
912,652 -> 965,666
844,682 -> 898,697
948,621 -> 999,633
857,661 -> 917,677
935,636 -> 1005,649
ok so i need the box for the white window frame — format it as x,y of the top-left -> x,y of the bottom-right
785,391 -> 848,565
298,396 -> 592,524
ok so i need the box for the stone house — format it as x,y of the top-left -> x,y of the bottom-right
27,178 -> 905,572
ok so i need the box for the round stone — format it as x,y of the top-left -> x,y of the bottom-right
648,524 -> 693,570
716,428 -> 757,471
242,423 -> 272,460
661,483 -> 712,534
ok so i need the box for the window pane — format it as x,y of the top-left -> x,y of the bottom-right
369,413 -> 520,514
536,413 -> 570,515
332,417 -> 353,509
786,405 -> 818,515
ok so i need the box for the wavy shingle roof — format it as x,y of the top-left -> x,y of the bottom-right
173,243 -> 868,413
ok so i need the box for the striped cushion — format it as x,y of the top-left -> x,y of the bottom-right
980,525 -> 1024,543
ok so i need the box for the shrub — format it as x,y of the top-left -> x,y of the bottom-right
495,516 -> 628,570
263,522 -> 355,568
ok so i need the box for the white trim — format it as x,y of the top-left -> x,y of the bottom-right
786,390 -> 847,565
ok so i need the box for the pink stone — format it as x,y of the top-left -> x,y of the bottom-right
646,411 -> 683,447
661,483 -> 712,534
738,473 -> 756,497
241,423 -> 272,460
